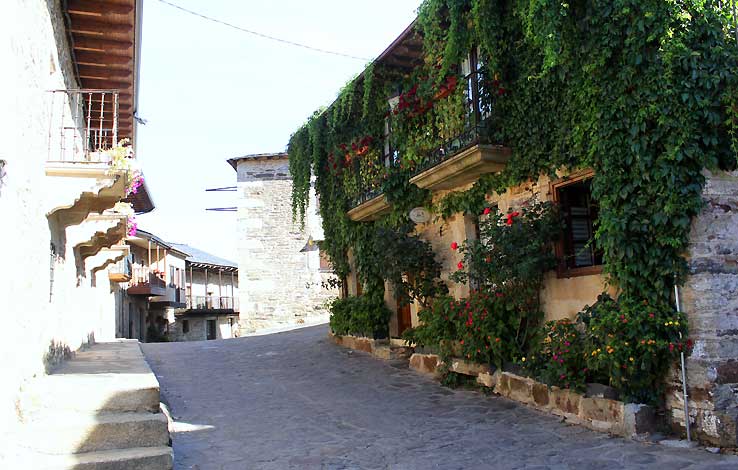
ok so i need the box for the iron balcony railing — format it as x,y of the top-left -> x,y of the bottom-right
348,71 -> 493,209
48,89 -> 120,163
186,296 -> 239,312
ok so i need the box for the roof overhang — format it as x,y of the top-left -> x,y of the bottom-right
227,152 -> 289,171
63,0 -> 142,144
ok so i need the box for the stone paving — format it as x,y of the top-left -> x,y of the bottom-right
142,325 -> 738,470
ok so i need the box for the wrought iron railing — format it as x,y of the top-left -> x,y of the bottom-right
348,71 -> 493,208
48,89 -> 120,163
186,296 -> 239,311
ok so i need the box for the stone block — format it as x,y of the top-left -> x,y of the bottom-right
550,387 -> 583,418
493,372 -> 510,396
409,353 -> 440,376
623,404 -> 656,437
373,345 -> 391,360
354,337 -> 374,354
476,371 -> 499,388
579,398 -> 624,428
449,358 -> 490,377
532,383 -> 550,408
506,373 -> 536,405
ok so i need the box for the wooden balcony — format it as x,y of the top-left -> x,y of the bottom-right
127,267 -> 166,296
108,257 -> 132,282
185,296 -> 240,313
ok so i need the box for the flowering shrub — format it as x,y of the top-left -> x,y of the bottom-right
127,172 -> 144,196
328,295 -> 392,339
450,200 -> 560,295
127,216 -> 138,237
579,294 -> 690,404
526,319 -> 588,391
407,289 -> 538,369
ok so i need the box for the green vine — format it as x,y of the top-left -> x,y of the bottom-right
289,1 -> 738,333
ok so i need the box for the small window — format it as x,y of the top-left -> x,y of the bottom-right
318,249 -> 332,272
182,319 -> 190,334
553,174 -> 603,274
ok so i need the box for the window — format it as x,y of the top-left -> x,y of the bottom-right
382,117 -> 399,168
169,266 -> 176,287
552,172 -> 603,275
460,47 -> 490,125
182,319 -> 189,334
318,248 -> 332,272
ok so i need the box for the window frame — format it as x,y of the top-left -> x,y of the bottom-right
550,169 -> 603,279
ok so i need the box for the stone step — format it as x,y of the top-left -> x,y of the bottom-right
16,411 -> 169,454
19,341 -> 161,418
19,373 -> 161,417
23,446 -> 173,470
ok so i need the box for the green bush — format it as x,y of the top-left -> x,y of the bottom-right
525,319 -> 588,392
329,295 -> 392,339
579,294 -> 690,404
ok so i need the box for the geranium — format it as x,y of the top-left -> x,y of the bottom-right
451,241 -> 458,250
457,261 -> 463,270
505,211 -> 520,226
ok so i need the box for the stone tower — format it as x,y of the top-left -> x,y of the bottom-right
227,153 -> 334,332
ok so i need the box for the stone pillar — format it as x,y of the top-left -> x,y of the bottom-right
670,169 -> 738,446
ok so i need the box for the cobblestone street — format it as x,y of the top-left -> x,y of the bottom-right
142,326 -> 738,470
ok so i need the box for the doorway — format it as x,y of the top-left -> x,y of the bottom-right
206,319 -> 217,340
397,302 -> 412,336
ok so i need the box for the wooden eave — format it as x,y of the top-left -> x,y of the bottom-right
63,0 -> 139,144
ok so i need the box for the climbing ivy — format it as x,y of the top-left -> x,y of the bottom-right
289,1 -> 738,316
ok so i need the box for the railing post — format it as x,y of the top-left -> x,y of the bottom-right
113,91 -> 119,147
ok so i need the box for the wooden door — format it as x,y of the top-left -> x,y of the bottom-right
397,303 -> 412,336
206,320 -> 217,340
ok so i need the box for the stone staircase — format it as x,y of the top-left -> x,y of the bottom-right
10,340 -> 172,469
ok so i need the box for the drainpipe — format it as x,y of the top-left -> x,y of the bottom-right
674,280 -> 692,442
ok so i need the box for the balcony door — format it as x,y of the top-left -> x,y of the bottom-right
206,320 -> 217,340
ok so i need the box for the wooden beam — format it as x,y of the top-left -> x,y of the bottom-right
73,37 -> 133,53
69,19 -> 132,36
78,65 -> 132,80
67,0 -> 134,17
75,50 -> 132,67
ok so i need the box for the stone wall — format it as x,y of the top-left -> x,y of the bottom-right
669,169 -> 738,446
171,315 -> 238,342
236,156 -> 336,332
394,170 -> 611,331
0,0 -> 130,436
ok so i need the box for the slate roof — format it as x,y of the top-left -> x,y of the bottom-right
168,243 -> 238,270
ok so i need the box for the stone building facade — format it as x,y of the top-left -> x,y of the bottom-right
1,0 -> 153,447
227,153 -> 336,332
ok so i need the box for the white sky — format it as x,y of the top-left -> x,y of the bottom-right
135,0 -> 421,260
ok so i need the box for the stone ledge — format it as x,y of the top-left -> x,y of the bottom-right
405,355 -> 657,441
329,333 -> 412,361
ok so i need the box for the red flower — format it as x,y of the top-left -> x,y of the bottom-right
457,261 -> 464,270
451,242 -> 458,250
648,313 -> 655,318
669,343 -> 675,352
483,207 -> 491,215
460,339 -> 464,345
505,211 -> 520,226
